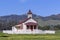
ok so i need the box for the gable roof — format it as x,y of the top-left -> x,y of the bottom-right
19,10 -> 37,24
19,17 -> 37,24
19,17 -> 31,24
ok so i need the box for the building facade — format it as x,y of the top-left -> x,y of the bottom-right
3,10 -> 55,34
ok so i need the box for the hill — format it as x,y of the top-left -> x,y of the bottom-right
0,14 -> 60,30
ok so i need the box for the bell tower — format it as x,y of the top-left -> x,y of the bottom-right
27,10 -> 32,18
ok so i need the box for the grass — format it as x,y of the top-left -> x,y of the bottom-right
0,30 -> 60,40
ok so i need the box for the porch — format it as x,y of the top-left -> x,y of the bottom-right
26,22 -> 38,31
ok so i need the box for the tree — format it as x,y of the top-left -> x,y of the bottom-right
38,25 -> 51,30
54,25 -> 60,30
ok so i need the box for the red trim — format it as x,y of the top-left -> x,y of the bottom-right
26,22 -> 37,25
19,17 -> 31,24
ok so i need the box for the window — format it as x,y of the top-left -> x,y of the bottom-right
27,25 -> 29,29
34,25 -> 36,29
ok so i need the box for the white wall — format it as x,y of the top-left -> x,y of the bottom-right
28,14 -> 32,18
23,18 -> 37,30
12,27 -> 17,31
22,23 -> 27,30
3,30 -> 55,34
25,18 -> 37,23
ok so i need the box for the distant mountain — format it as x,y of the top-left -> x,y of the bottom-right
0,14 -> 43,24
44,14 -> 60,20
0,14 -> 60,30
37,14 -> 60,26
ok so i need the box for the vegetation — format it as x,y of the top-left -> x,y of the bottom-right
0,14 -> 60,40
0,30 -> 60,40
54,25 -> 60,30
0,14 -> 60,30
38,25 -> 60,30
38,25 -> 51,30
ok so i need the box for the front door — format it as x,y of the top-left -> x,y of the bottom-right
31,25 -> 33,31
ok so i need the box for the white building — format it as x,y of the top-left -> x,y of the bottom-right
3,10 -> 55,34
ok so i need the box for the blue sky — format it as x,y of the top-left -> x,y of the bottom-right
0,0 -> 60,16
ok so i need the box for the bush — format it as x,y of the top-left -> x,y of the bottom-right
38,25 -> 51,30
54,25 -> 60,30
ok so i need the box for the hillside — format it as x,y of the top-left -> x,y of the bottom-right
0,14 -> 60,30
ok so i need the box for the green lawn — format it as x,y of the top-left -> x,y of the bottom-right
0,31 -> 60,40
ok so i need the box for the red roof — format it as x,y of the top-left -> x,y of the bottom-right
26,22 -> 37,25
19,17 -> 31,24
19,10 -> 37,24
